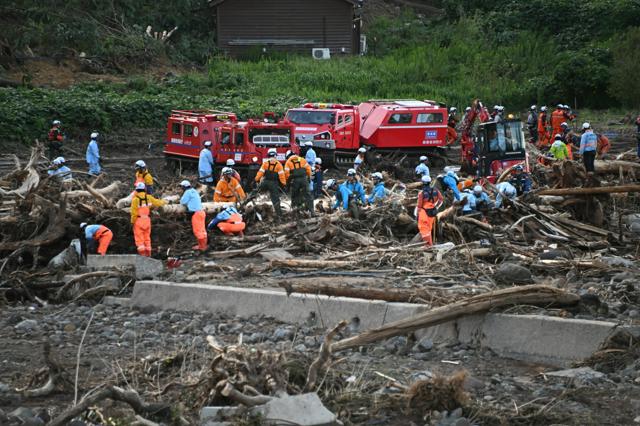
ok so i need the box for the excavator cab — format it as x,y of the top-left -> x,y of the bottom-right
475,120 -> 527,181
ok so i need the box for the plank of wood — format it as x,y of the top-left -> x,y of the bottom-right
536,185 -> 640,196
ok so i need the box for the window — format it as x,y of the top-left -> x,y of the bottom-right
234,132 -> 244,145
417,113 -> 444,124
172,123 -> 182,135
286,110 -> 336,125
388,113 -> 413,124
337,115 -> 344,125
344,114 -> 353,123
220,131 -> 231,145
184,124 -> 194,137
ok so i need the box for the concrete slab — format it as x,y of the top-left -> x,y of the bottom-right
253,393 -> 338,426
131,281 -> 428,330
87,255 -> 163,279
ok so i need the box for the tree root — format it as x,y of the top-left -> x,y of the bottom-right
305,320 -> 348,391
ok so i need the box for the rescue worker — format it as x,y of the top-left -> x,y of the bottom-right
225,159 -> 242,182
490,105 -> 499,121
460,189 -> 477,215
472,185 -> 492,211
549,134 -> 569,160
560,122 -> 579,160
461,106 -> 472,124
48,157 -> 73,182
332,169 -> 366,219
47,120 -> 65,159
180,180 -> 208,251
494,106 -> 505,124
207,206 -> 245,237
457,176 -> 475,192
579,122 -> 597,174
415,175 -> 443,246
130,182 -> 166,257
551,104 -> 566,140
80,222 -> 113,256
214,167 -> 246,203
134,160 -> 154,194
367,172 -> 387,205
354,147 -> 367,172
495,181 -> 517,208
596,133 -> 610,159
255,148 -> 286,217
440,169 -> 461,200
527,105 -> 538,144
447,107 -> 458,144
415,156 -> 430,178
537,106 -> 550,147
509,165 -> 532,196
199,140 -> 215,185
304,141 -> 317,168
86,132 -> 101,176
311,158 -> 323,199
284,150 -> 314,215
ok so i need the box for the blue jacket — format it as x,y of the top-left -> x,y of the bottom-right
48,166 -> 72,181
84,224 -> 102,240
579,131 -> 597,154
208,206 -> 238,229
368,182 -> 386,204
86,140 -> 100,164
199,149 -> 214,179
461,191 -> 477,212
442,175 -> 461,200
180,188 -> 203,212
334,181 -> 366,209
415,163 -> 430,177
305,147 -> 316,168
509,173 -> 532,195
473,191 -> 491,205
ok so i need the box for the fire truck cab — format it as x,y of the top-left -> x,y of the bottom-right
475,120 -> 528,182
163,110 -> 237,171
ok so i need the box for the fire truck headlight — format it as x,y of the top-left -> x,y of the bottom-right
252,156 -> 258,163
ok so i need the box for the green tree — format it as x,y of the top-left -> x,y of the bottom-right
609,27 -> 640,107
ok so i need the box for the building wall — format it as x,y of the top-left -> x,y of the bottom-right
216,0 -> 356,57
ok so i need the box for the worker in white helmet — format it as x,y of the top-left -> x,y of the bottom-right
367,171 -> 387,205
48,156 -> 73,182
311,157 -> 323,198
255,148 -> 286,217
197,140 -> 215,186
537,107 -> 550,147
47,119 -> 65,159
225,158 -> 242,182
415,155 -> 430,178
134,160 -> 155,194
472,184 -> 492,211
333,168 -> 366,219
303,140 -> 316,169
415,174 -> 443,246
130,182 -> 166,256
354,147 -> 367,171
527,105 -> 538,144
180,180 -> 208,251
86,132 -> 101,175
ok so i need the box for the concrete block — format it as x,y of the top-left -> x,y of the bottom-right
201,406 -> 239,424
253,393 -> 338,426
131,281 -> 428,330
87,254 -> 163,279
102,296 -> 130,306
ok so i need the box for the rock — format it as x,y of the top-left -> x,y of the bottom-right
546,367 -> 606,384
120,330 -> 136,341
15,319 -> 38,331
253,393 -> 338,426
9,407 -> 36,420
634,415 -> 640,423
409,370 -> 433,382
494,263 -> 532,284
203,324 -> 217,335
0,382 -> 10,393
272,327 -> 294,342
245,332 -> 267,344
599,256 -> 636,268
63,323 -> 76,333
412,336 -> 434,352
304,336 -> 319,348
294,344 -> 307,352
383,336 -> 407,353
627,309 -> 640,319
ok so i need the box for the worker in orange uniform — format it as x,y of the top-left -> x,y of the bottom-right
537,106 -> 550,147
208,206 -> 246,237
179,180 -> 208,251
550,104 -> 566,141
134,160 -> 155,194
130,182 -> 166,257
284,150 -> 314,215
80,223 -> 113,256
214,167 -> 246,203
255,148 -> 286,217
415,175 -> 444,246
596,133 -> 610,159
447,107 -> 458,145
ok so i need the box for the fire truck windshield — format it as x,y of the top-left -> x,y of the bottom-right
286,110 -> 336,125
487,122 -> 525,153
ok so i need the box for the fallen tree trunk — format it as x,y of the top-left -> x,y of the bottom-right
279,282 -> 449,304
537,185 -> 640,196
332,285 -> 579,352
593,160 -> 640,175
65,181 -> 123,200
271,259 -> 356,269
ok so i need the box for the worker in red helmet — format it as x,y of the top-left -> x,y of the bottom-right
415,175 -> 443,246
447,107 -> 458,145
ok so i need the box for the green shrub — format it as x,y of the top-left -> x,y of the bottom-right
609,27 -> 640,107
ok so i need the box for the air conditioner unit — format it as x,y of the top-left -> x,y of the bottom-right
312,48 -> 330,60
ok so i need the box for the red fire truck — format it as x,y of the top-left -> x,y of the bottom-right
285,100 -> 450,166
163,110 -> 297,183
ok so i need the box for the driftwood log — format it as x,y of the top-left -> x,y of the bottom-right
536,184 -> 640,196
332,285 -> 579,352
279,282 -> 449,304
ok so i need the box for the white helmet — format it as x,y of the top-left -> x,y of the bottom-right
53,120 -> 61,125
473,185 -> 482,194
421,175 -> 432,184
52,158 -> 61,166
285,150 -> 293,158
135,182 -> 146,191
465,107 -> 471,112
304,141 -> 313,147
372,172 -> 383,181
179,180 -> 191,188
497,106 -> 505,112
493,105 -> 499,110
315,158 -> 322,165
582,122 -> 591,130
226,159 -> 235,166
222,167 -> 234,176
449,107 -> 457,113
357,147 -> 366,153
203,140 -> 212,147
557,104 -> 563,108
90,132 -> 99,139
419,155 -> 428,162
530,105 -> 537,110
347,168 -> 357,176
135,160 -> 146,168
554,133 -> 563,140
267,148 -> 277,157
540,106 -> 547,112
560,122 -> 568,128
54,156 -> 65,165
325,178 -> 337,189
80,222 -> 87,228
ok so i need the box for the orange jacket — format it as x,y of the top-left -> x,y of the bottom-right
255,158 -> 286,186
214,177 -> 246,202
284,155 -> 311,181
537,112 -> 548,133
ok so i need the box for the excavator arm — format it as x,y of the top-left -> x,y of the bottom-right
460,99 -> 490,166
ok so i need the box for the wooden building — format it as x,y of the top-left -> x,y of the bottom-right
211,0 -> 362,57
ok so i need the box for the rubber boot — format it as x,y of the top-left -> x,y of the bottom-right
144,249 -> 152,257
198,238 -> 208,251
